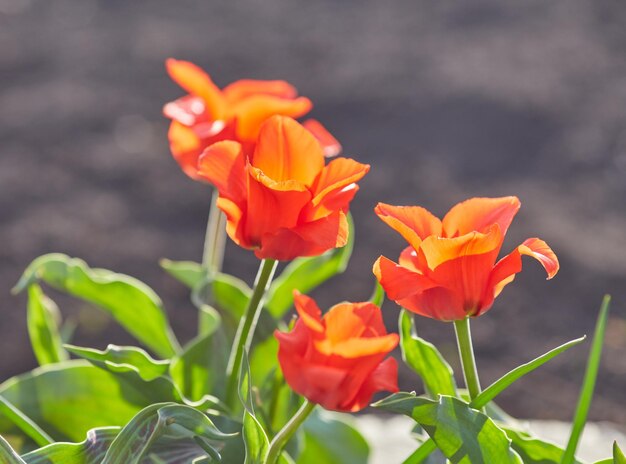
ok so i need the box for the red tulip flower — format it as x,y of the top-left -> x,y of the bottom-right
196,116 -> 369,260
163,59 -> 341,179
373,197 -> 559,321
274,291 -> 399,412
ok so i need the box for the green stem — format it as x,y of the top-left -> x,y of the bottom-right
265,400 -> 316,464
453,317 -> 482,401
202,189 -> 227,275
225,258 -> 278,409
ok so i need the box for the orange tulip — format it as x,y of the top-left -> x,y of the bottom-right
373,197 -> 559,321
274,291 -> 399,412
163,58 -> 341,179
196,116 -> 369,260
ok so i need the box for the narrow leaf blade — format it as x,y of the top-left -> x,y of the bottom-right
562,295 -> 611,464
473,336 -> 586,409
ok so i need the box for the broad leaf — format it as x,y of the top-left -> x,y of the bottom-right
20,427 -> 120,464
0,361 -> 193,447
297,410 -> 369,464
264,214 -> 354,318
374,393 -> 522,464
399,311 -> 456,398
26,285 -> 67,366
170,312 -> 228,401
503,427 -> 582,464
14,254 -> 180,358
102,403 -> 233,464
64,345 -> 169,382
159,259 -> 204,289
563,295 -> 611,464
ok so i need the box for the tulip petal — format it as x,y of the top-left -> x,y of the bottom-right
293,291 -> 324,333
398,246 -> 420,272
398,286 -> 467,321
163,95 -> 208,127
302,119 -> 342,157
245,164 -> 311,246
165,58 -> 225,119
250,116 -> 324,186
373,256 -> 438,300
346,357 -> 399,412
196,141 -> 247,203
222,79 -> 298,102
255,211 -> 348,260
232,96 -> 313,142
312,158 -> 370,206
167,121 -> 203,179
419,225 -> 503,271
375,203 -> 442,251
216,197 -> 249,249
519,238 -> 560,279
300,363 -> 349,410
442,196 -> 521,237
322,334 -> 399,358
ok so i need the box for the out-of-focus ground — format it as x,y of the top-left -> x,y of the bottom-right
1,1 -> 626,423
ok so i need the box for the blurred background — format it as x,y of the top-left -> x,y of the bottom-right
1,0 -> 626,423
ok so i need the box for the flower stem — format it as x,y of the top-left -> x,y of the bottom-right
265,400 -> 316,464
453,317 -> 482,401
225,258 -> 278,409
202,189 -> 227,275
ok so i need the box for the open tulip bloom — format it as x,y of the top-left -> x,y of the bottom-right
374,196 -> 560,321
163,58 -> 341,179
196,115 -> 369,260
275,291 -> 399,412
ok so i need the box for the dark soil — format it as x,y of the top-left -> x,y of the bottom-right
2,0 -> 626,422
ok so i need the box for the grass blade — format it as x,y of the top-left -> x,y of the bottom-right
561,295 -> 611,464
473,336 -> 586,409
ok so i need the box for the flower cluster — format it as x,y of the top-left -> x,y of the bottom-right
162,60 -> 560,420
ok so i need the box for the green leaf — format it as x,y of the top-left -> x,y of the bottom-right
614,442 -> 626,464
237,353 -> 269,464
0,361 -> 198,447
13,254 -> 180,358
0,434 -> 26,464
504,427 -> 582,464
563,295 -> 611,464
374,393 -> 522,464
64,344 -> 170,382
264,214 -> 354,318
26,284 -> 68,366
20,427 -> 120,464
297,410 -> 369,464
170,313 -> 228,401
399,311 -> 456,398
473,336 -> 586,409
102,403 -> 233,464
0,397 -> 53,448
159,259 -> 204,289
243,413 -> 269,464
